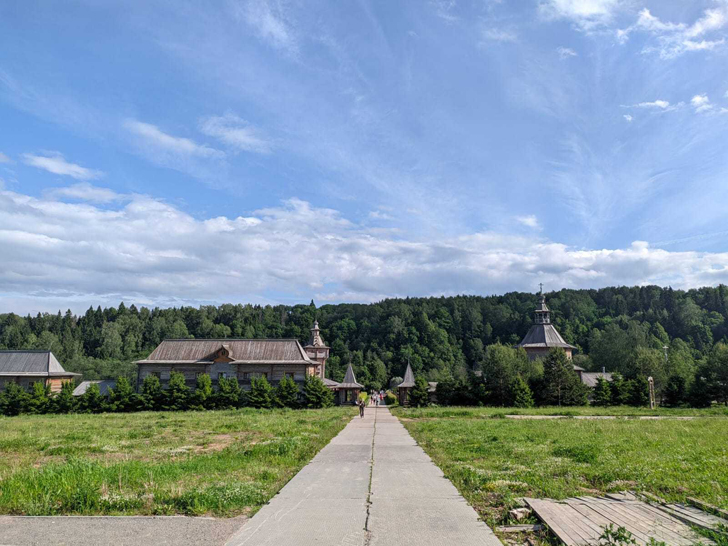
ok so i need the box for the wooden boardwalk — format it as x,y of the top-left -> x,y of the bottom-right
524,493 -> 727,546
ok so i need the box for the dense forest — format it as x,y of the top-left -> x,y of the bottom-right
2,285 -> 728,403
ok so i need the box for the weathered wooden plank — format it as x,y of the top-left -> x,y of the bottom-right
526,498 -> 583,546
496,524 -> 543,533
687,497 -> 728,520
578,499 -> 655,545
658,504 -> 722,532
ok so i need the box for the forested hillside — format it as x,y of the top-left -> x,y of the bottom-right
2,285 -> 728,398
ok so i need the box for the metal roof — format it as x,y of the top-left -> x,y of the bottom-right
137,339 -> 314,364
338,364 -> 363,389
0,351 -> 79,377
323,377 -> 340,388
580,372 -> 613,388
517,324 -> 576,349
398,363 -> 416,388
73,379 -> 116,396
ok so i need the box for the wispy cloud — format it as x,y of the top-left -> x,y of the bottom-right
480,27 -> 518,43
430,0 -> 459,23
619,5 -> 728,58
237,0 -> 297,53
199,113 -> 272,154
45,182 -> 121,204
0,152 -> 11,164
623,114 -> 633,122
634,99 -> 670,109
516,215 -> 540,229
123,120 -> 223,159
539,0 -> 622,31
557,46 -> 578,58
21,152 -> 103,180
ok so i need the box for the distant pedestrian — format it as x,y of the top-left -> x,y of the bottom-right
359,399 -> 365,418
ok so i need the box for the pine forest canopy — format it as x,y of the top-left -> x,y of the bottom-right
2,285 -> 728,395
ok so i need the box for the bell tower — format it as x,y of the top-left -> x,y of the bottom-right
304,321 -> 330,378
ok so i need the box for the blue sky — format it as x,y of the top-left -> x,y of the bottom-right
2,0 -> 728,314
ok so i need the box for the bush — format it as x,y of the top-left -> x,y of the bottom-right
139,374 -> 163,411
510,376 -> 534,408
164,371 -> 190,411
592,376 -> 612,407
275,375 -> 300,409
664,375 -> 687,407
190,373 -> 214,410
303,375 -> 334,409
628,376 -> 650,407
384,391 -> 397,405
247,376 -> 274,409
78,383 -> 106,414
215,376 -> 241,409
107,376 -> 137,412
409,377 -> 430,408
0,382 -> 30,416
53,381 -> 77,414
27,381 -> 52,414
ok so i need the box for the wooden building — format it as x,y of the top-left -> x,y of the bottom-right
335,364 -> 363,405
517,291 -> 576,360
135,337 -> 321,390
397,363 -> 416,406
0,350 -> 79,392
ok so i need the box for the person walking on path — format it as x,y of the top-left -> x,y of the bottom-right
358,398 -> 365,418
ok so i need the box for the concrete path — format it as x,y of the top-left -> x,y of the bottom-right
0,515 -> 247,546
225,406 -> 501,546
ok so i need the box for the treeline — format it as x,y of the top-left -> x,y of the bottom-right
2,285 -> 728,398
0,373 -> 334,417
407,346 -> 722,409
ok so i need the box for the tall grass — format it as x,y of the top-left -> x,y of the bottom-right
0,407 -> 354,516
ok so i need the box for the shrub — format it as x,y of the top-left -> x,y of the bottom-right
164,371 -> 190,411
78,383 -> 106,414
27,381 -> 52,414
409,377 -> 430,408
510,376 -> 534,408
107,376 -> 137,412
247,376 -> 274,409
0,382 -> 30,416
275,375 -> 300,409
303,375 -> 334,408
664,375 -> 687,407
628,376 -> 650,407
592,376 -> 612,407
139,374 -> 163,411
384,391 -> 397,405
53,381 -> 77,414
542,349 -> 588,406
215,376 -> 241,409
190,373 -> 213,410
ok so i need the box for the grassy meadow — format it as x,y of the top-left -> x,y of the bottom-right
0,407 -> 355,516
394,406 -> 728,525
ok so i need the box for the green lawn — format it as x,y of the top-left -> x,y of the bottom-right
0,407 -> 355,516
394,406 -> 728,526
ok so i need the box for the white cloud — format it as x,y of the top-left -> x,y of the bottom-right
623,114 -> 633,122
691,94 -> 713,113
6,186 -> 728,314
620,5 -> 728,58
238,0 -> 297,52
480,28 -> 518,42
21,152 -> 103,180
199,113 -> 271,154
539,0 -> 622,31
45,182 -> 121,204
123,120 -> 224,159
516,215 -> 540,229
0,152 -> 11,164
430,0 -> 459,23
634,100 -> 670,109
557,46 -> 578,58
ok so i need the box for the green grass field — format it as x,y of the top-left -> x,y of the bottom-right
0,407 -> 354,516
394,406 -> 728,525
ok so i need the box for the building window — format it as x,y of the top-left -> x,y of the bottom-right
243,372 -> 267,380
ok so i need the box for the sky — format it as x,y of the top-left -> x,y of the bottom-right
1,0 -> 728,315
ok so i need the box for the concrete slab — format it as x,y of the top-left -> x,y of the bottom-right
0,515 -> 247,546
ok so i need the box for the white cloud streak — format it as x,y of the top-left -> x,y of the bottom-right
44,183 -> 122,204
0,152 -> 11,164
539,0 -> 622,31
557,46 -> 578,58
123,120 -> 223,159
516,215 -> 540,229
3,187 -> 728,314
21,152 -> 103,180
199,113 -> 272,153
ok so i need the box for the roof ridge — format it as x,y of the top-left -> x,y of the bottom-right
161,338 -> 300,342
0,349 -> 52,353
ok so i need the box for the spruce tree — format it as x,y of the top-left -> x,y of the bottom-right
79,382 -> 106,413
409,377 -> 431,407
593,376 -> 612,407
108,376 -> 137,412
609,372 -> 629,405
164,371 -> 190,411
628,376 -> 650,407
53,381 -> 77,413
510,375 -> 534,408
276,375 -> 300,409
140,374 -> 163,411
247,376 -> 274,409
0,382 -> 30,416
303,375 -> 334,408
664,375 -> 687,407
215,376 -> 242,409
28,381 -> 51,414
191,373 -> 213,410
542,349 -> 588,406
688,373 -> 712,408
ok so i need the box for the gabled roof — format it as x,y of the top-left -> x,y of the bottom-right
0,351 -> 80,377
323,377 -> 340,388
517,324 -> 576,350
73,379 -> 116,396
136,339 -> 314,365
398,363 -> 416,388
338,364 -> 363,389
580,372 -> 613,388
